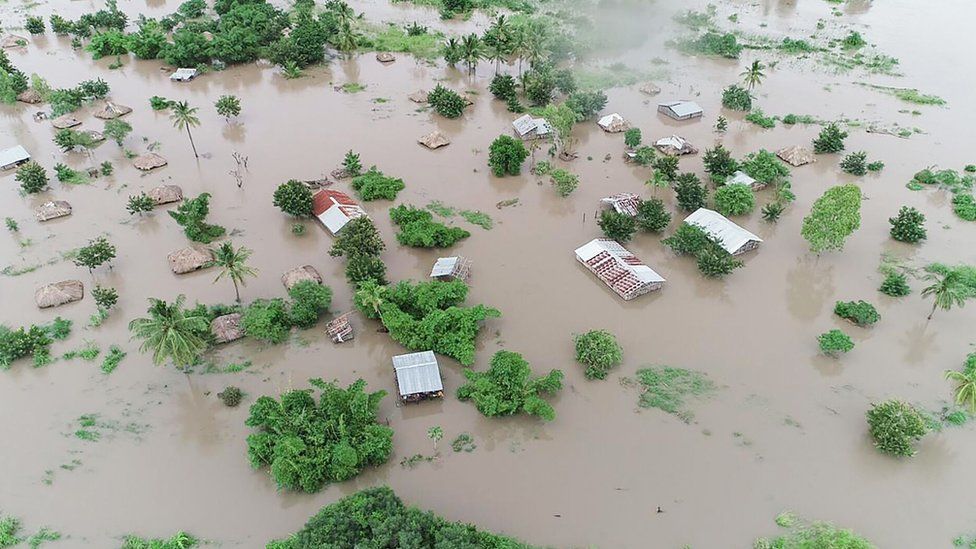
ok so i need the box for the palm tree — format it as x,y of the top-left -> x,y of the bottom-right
485,42 -> 507,75
443,37 -> 461,66
170,101 -> 201,158
740,59 -> 766,90
945,368 -> 976,412
212,241 -> 257,302
509,29 -> 528,77
489,15 -> 511,48
460,33 -> 483,74
128,295 -> 209,369
922,270 -> 967,320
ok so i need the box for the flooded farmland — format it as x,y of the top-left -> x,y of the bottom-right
1,0 -> 976,547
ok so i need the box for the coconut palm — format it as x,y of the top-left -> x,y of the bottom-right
460,33 -> 483,74
170,101 -> 201,158
740,59 -> 766,90
922,270 -> 967,320
488,15 -> 512,48
509,28 -> 528,77
945,368 -> 976,412
128,295 -> 209,369
212,241 -> 257,302
443,37 -> 461,66
485,42 -> 507,75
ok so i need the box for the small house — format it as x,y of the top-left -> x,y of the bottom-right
776,145 -> 814,167
0,145 -> 30,170
512,114 -> 552,140
657,100 -> 703,121
600,193 -> 641,217
727,170 -> 764,190
16,89 -> 41,104
639,82 -> 661,96
392,351 -> 444,403
574,239 -> 665,300
93,101 -> 132,120
170,68 -> 198,81
408,90 -> 429,103
34,200 -> 72,221
326,313 -> 354,343
376,52 -> 395,63
654,135 -> 697,156
597,113 -> 629,133
35,280 -> 84,309
312,189 -> 367,235
430,256 -> 471,281
683,208 -> 762,256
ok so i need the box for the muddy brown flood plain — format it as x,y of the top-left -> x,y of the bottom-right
1,0 -> 976,547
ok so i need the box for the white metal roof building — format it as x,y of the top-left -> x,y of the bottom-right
727,170 -> 763,190
657,100 -> 704,121
575,238 -> 665,300
392,351 -> 444,401
169,68 -> 198,81
0,145 -> 30,170
430,256 -> 471,281
597,113 -> 629,133
654,135 -> 697,156
512,114 -> 551,139
684,208 -> 763,256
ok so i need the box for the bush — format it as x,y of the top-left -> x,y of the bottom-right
457,350 -> 563,420
241,299 -> 291,344
866,400 -> 927,456
574,330 -> 622,380
565,90 -> 607,120
25,16 -> 45,34
168,193 -> 226,243
713,183 -> 755,216
215,94 -> 241,119
345,254 -> 387,286
889,206 -> 926,243
834,300 -> 880,326
127,193 -> 155,215
951,194 -> 976,221
273,180 -> 313,217
632,146 -> 655,167
351,167 -> 405,201
879,272 -> 911,297
702,144 -> 738,182
487,135 -> 528,176
103,119 -> 131,145
761,201 -> 785,222
745,109 -> 775,129
549,169 -> 579,197
740,149 -> 788,186
867,161 -> 885,172
721,84 -> 752,111
674,172 -> 707,212
696,249 -> 742,277
427,84 -> 466,118
684,32 -> 741,58
245,379 -> 393,492
654,155 -> 679,181
92,285 -> 118,309
818,329 -> 853,355
218,386 -> 243,407
488,74 -> 517,101
635,198 -> 671,232
663,223 -> 743,277
74,236 -> 116,272
598,210 -> 637,242
813,123 -> 847,154
840,151 -> 868,176
15,162 -> 48,193
149,96 -> 173,110
624,128 -> 641,148
389,204 -> 470,248
343,150 -> 362,176
287,280 -> 332,329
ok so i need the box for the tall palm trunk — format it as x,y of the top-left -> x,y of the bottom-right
233,279 -> 240,303
185,126 -> 198,158
928,301 -> 938,320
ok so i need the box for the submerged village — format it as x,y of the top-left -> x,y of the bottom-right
1,0 -> 975,547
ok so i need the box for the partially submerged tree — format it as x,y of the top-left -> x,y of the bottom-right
635,198 -> 671,233
127,193 -> 156,215
702,144 -> 738,183
273,180 -> 313,217
168,192 -> 226,243
74,236 -> 116,273
597,210 -> 637,242
922,270 -> 967,320
888,206 -> 926,243
103,119 -> 132,146
457,350 -> 563,421
170,100 -> 201,158
574,330 -> 623,380
214,94 -> 241,121
713,184 -> 755,216
128,295 -> 209,369
15,162 -> 48,194
721,84 -> 752,111
674,173 -> 708,212
740,59 -> 766,90
866,400 -> 927,457
212,241 -> 257,302
812,123 -> 847,154
343,150 -> 362,176
818,329 -> 854,356
801,184 -> 862,253
487,135 -> 528,176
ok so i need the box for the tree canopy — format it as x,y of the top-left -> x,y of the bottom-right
457,350 -> 563,421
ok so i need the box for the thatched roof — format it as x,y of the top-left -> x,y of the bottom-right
408,90 -> 429,103
35,280 -> 83,308
418,130 -> 450,150
776,145 -> 815,167
84,130 -> 105,143
93,101 -> 132,120
211,313 -> 243,344
51,114 -> 81,129
1,35 -> 28,48
133,153 -> 167,171
34,200 -> 72,222
16,89 -> 41,104
281,265 -> 322,290
639,82 -> 661,96
376,52 -> 396,63
167,245 -> 214,274
149,184 -> 183,205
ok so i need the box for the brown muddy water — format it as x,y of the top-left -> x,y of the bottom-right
1,0 -> 976,547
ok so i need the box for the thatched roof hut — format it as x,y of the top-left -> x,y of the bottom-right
93,101 -> 132,120
34,200 -> 72,222
281,265 -> 322,290
51,114 -> 82,129
1,35 -> 28,48
418,130 -> 450,150
776,145 -> 815,167
639,82 -> 661,96
148,184 -> 183,205
376,52 -> 396,63
35,280 -> 84,308
84,130 -> 105,143
167,246 -> 214,274
408,90 -> 429,103
211,313 -> 243,344
16,89 -> 41,104
133,153 -> 167,171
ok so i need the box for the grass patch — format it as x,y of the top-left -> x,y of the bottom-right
630,366 -> 715,423
574,63 -> 655,91
745,109 -> 776,129
341,82 -> 367,93
860,83 -> 946,105
451,433 -> 476,452
460,210 -> 493,230
100,345 -> 126,374
358,24 -> 444,60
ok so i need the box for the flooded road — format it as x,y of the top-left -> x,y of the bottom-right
1,0 -> 975,546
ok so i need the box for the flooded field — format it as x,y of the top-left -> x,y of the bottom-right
1,0 -> 975,546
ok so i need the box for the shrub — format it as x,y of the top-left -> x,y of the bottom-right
287,280 -> 332,329
834,300 -> 880,326
91,285 -> 118,309
721,84 -> 751,110
574,330 -> 622,380
241,299 -> 291,344
697,249 -> 742,277
840,151 -> 868,176
674,172 -> 708,212
632,146 -> 655,167
15,162 -> 48,193
273,180 -> 313,217
761,201 -> 785,222
487,135 -> 528,176
488,74 -> 517,101
351,167 -> 405,201
635,198 -> 671,232
813,123 -> 847,154
888,206 -> 926,243
565,90 -> 608,120
654,155 -> 679,181
663,223 -> 743,277
389,205 -> 470,248
745,109 -> 776,129
714,184 -> 755,216
127,193 -> 155,215
149,96 -> 173,110
879,272 -> 911,297
343,150 -> 362,176
218,386 -> 243,407
215,94 -> 241,119
168,193 -> 226,243
867,161 -> 885,172
457,350 -> 563,420
866,400 -> 927,456
74,236 -> 116,272
801,185 -> 862,253
684,32 -> 741,58
26,16 -> 45,34
345,254 -> 387,286
103,119 -> 131,145
818,329 -> 853,355
550,169 -> 579,197
624,128 -> 641,148
842,30 -> 866,49
702,144 -> 738,182
86,30 -> 129,59
598,210 -> 637,242
951,194 -> 976,221
245,379 -> 393,492
427,84 -> 466,118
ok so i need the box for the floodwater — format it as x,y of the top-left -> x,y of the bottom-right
1,0 -> 975,547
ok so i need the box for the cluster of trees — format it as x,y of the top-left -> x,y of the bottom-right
0,51 -> 28,103
0,317 -> 72,369
245,379 -> 393,493
351,167 -> 405,201
427,84 -> 467,118
330,217 -> 387,286
168,192 -> 226,243
663,223 -> 743,277
457,350 -> 563,421
389,205 -> 470,248
47,78 -> 110,116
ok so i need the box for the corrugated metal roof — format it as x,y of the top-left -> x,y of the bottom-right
0,145 -> 30,168
512,115 -> 551,137
683,207 -> 762,255
430,257 -> 459,277
658,100 -> 703,118
727,171 -> 757,187
312,189 -> 365,234
392,351 -> 443,396
575,239 -> 666,284
597,113 -> 625,130
601,193 -> 641,216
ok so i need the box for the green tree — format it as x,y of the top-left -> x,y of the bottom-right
91,285 -> 118,310
53,128 -> 95,153
442,37 -> 462,66
459,33 -> 483,74
801,184 -> 862,253
840,151 -> 867,175
170,100 -> 201,158
272,180 -> 313,217
427,84 -> 466,118
488,74 -> 517,101
456,350 -> 563,421
214,94 -> 241,121
888,206 -> 926,243
945,361 -> 976,413
73,236 -> 116,273
879,272 -> 911,297
922,270 -> 967,320
721,84 -> 751,111
624,127 -> 641,148
343,150 -> 362,176
818,329 -> 854,356
168,192 -> 226,243
487,135 -> 528,176
834,300 -> 880,326
550,169 -> 578,197
288,280 -> 333,328
15,162 -> 48,193
161,29 -> 212,67
702,144 -> 738,183
330,217 -> 385,259
25,16 -> 45,34
241,299 -> 291,344
127,193 -> 156,215
713,184 -> 755,216
351,167 -> 405,201
128,295 -> 209,368
212,241 -> 257,302
740,59 -> 765,90
128,20 -> 167,59
574,330 -> 622,380
565,90 -> 607,120
740,149 -> 788,185
866,400 -> 927,457
813,123 -> 847,154
390,205 -> 470,248
635,198 -> 671,232
597,210 -> 637,242
674,172 -> 707,212
103,118 -> 132,146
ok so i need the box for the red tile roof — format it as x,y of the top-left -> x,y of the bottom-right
312,189 -> 358,216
